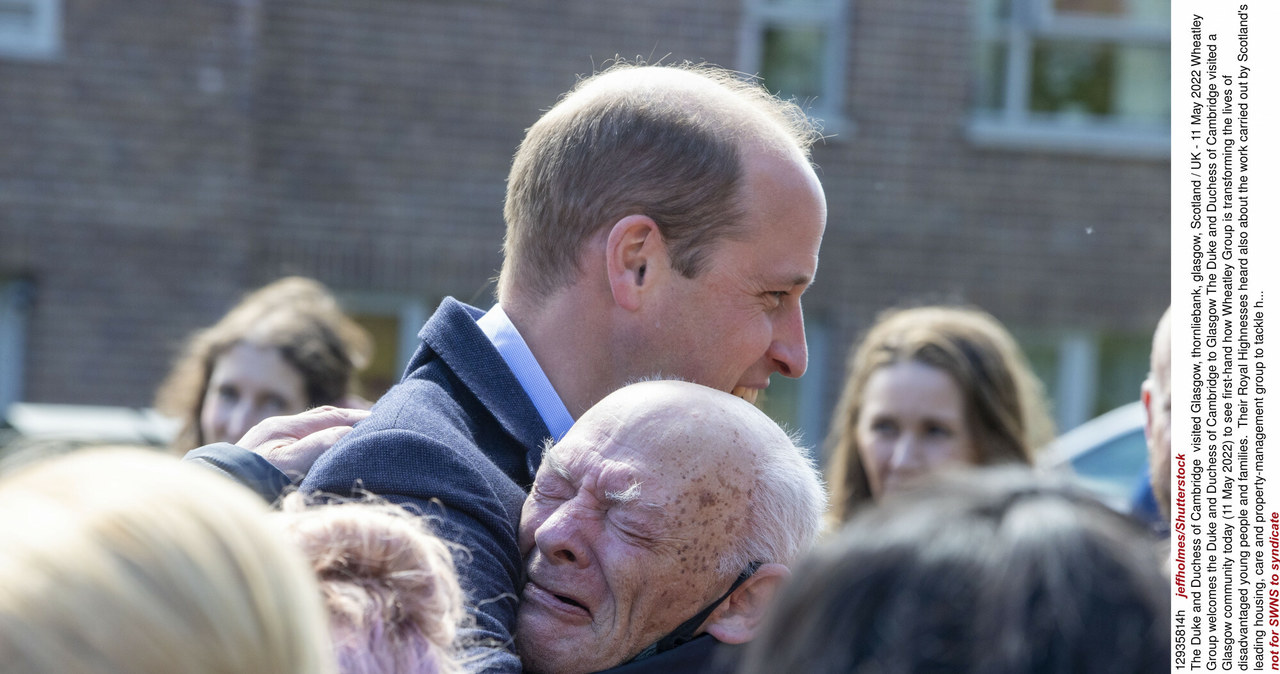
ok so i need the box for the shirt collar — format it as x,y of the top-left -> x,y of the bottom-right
476,304 -> 575,442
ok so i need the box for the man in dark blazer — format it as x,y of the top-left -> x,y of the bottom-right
288,62 -> 826,672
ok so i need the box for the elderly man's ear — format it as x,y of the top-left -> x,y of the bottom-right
702,563 -> 791,644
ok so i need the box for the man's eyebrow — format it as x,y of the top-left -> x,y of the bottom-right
604,481 -> 642,505
776,272 -> 814,291
542,453 -> 572,482
604,483 -> 667,525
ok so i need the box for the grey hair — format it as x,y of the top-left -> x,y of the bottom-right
720,428 -> 828,575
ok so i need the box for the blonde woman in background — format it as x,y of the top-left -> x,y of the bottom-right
156,276 -> 374,453
0,448 -> 335,674
825,305 -> 1054,522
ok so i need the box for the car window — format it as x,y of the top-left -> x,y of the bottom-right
1068,429 -> 1148,485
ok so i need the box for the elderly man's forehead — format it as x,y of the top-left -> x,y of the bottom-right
546,417 -> 753,491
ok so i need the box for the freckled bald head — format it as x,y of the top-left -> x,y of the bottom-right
581,380 -> 789,469
574,380 -> 826,572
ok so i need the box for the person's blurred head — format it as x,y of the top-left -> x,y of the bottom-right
1142,306 -> 1172,519
826,305 -> 1052,520
277,494 -> 465,674
0,448 -> 335,674
741,467 -> 1170,674
499,61 -> 826,406
157,276 -> 373,451
514,380 -> 826,674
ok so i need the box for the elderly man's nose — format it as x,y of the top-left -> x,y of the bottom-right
535,506 -> 589,568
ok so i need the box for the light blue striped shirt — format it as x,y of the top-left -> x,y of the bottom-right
476,304 -> 575,442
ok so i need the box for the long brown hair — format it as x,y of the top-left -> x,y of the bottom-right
825,306 -> 1052,523
155,277 -> 372,453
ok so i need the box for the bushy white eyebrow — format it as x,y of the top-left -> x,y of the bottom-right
542,452 -> 572,482
540,450 -> 655,513
605,481 -> 642,505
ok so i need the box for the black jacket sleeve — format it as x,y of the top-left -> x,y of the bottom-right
183,443 -> 293,504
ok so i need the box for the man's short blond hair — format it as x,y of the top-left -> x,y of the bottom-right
500,61 -> 822,302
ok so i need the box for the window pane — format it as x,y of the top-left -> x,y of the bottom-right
1052,0 -> 1124,16
1030,41 -> 1115,116
0,1 -> 35,28
1112,43 -> 1171,122
1053,0 -> 1168,23
349,313 -> 400,401
761,25 -> 826,102
974,41 -> 1009,112
765,0 -> 829,7
1095,333 -> 1151,416
1030,40 -> 1169,123
978,0 -> 1013,22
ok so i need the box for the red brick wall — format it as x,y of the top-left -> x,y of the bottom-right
0,0 -> 1168,425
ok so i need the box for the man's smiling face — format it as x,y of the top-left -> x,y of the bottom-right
513,387 -> 753,674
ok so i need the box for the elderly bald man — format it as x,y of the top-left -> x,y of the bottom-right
515,380 -> 827,674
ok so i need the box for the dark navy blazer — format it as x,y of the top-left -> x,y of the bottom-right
301,298 -> 548,673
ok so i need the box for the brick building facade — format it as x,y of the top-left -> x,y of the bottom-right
0,0 -> 1169,444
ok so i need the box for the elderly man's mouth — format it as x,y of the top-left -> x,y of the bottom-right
731,386 -> 760,405
524,581 -> 592,620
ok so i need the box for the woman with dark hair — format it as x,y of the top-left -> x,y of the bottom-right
156,276 -> 373,453
740,467 -> 1169,674
825,305 -> 1053,521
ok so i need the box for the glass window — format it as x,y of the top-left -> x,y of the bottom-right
740,0 -> 849,133
0,279 -> 32,412
1017,327 -> 1152,432
0,0 -> 60,60
970,0 -> 1169,157
342,294 -> 429,403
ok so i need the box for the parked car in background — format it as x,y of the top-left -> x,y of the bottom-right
1,403 -> 177,471
1039,401 -> 1148,512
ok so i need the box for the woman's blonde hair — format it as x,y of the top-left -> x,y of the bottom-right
277,494 -> 466,674
0,448 -> 335,674
155,276 -> 373,453
825,306 -> 1053,523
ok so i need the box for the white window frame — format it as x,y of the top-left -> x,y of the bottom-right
969,0 -> 1169,158
0,0 -> 61,60
738,0 -> 851,136
0,280 -> 32,412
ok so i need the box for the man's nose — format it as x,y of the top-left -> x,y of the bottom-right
769,304 -> 808,378
534,503 -> 590,568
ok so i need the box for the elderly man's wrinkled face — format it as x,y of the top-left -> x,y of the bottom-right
515,409 -> 751,674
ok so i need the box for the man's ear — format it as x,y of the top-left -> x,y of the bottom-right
702,563 -> 790,644
1141,379 -> 1154,443
605,214 -> 665,311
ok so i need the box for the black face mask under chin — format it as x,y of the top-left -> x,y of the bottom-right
624,561 -> 762,664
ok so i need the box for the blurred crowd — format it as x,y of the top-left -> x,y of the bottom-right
0,62 -> 1169,674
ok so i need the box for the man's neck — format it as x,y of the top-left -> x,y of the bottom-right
503,289 -> 617,420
